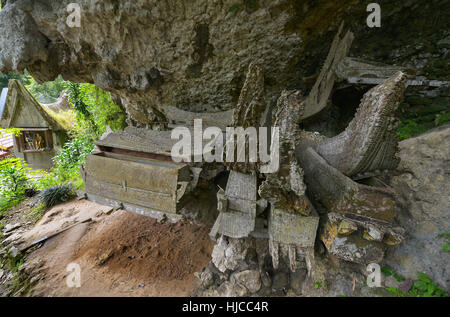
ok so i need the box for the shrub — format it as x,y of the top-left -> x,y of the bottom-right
397,119 -> 429,140
33,136 -> 92,193
39,184 -> 75,208
0,197 -> 23,213
0,158 -> 31,199
53,137 -> 94,170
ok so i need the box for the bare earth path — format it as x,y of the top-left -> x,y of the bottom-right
23,201 -> 214,297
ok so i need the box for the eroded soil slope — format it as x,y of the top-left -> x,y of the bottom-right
26,207 -> 214,296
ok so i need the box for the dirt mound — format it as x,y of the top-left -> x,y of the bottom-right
78,212 -> 214,282
22,204 -> 214,296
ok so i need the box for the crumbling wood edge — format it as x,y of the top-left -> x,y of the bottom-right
302,22 -> 354,119
84,192 -> 183,223
346,77 -> 449,87
209,216 -> 269,241
209,218 -> 269,240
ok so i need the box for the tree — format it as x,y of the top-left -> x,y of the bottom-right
0,72 -> 29,91
25,75 -> 67,100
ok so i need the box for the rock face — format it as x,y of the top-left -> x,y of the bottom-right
1,0 -> 448,127
385,124 -> 450,289
211,235 -> 255,273
0,0 -> 306,126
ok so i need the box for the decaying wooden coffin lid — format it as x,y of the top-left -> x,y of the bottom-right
95,126 -> 185,161
82,127 -> 204,220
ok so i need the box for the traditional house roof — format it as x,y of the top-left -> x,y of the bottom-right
0,79 -> 72,131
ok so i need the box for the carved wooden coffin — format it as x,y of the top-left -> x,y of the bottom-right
81,127 -> 200,222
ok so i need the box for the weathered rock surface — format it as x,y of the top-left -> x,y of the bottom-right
289,269 -> 307,294
211,235 -> 255,273
384,124 -> 450,290
0,0 -> 306,126
1,0 -> 447,127
231,269 -> 261,293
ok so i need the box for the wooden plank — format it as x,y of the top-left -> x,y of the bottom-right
303,23 -> 354,119
225,171 -> 257,201
269,207 -> 319,248
347,76 -> 449,87
336,57 -> 415,80
85,153 -> 186,195
85,176 -> 179,213
95,126 -> 219,161
85,193 -> 183,223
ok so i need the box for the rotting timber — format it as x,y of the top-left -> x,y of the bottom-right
78,23 -> 448,289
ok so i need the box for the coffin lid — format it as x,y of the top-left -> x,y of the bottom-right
95,126 -> 219,161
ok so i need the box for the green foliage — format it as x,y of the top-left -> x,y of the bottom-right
386,271 -> 448,297
0,197 -> 23,213
25,75 -> 67,100
381,266 -> 392,276
382,265 -> 406,282
0,158 -> 31,199
42,108 -> 76,131
2,251 -> 32,297
397,119 -> 430,140
435,111 -> 450,126
408,272 -> 448,297
26,203 -> 46,222
66,82 -> 99,134
438,232 -> 450,252
0,158 -> 36,212
6,253 -> 24,274
39,184 -> 75,208
25,76 -> 125,139
387,287 -> 406,297
53,137 -> 94,170
416,272 -> 431,283
0,128 -> 21,138
313,280 -> 327,290
67,83 -> 126,137
34,136 -> 92,193
398,94 -> 450,140
0,74 -> 124,208
393,272 -> 405,282
0,72 -> 30,91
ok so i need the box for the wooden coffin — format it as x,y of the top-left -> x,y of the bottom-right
82,127 -> 201,222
